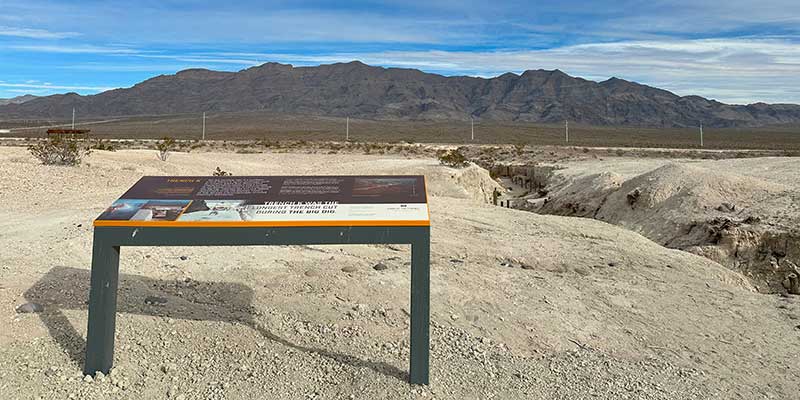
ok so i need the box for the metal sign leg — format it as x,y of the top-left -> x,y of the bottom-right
409,228 -> 430,385
84,234 -> 120,376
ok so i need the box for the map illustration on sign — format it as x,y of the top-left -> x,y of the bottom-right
95,176 -> 429,227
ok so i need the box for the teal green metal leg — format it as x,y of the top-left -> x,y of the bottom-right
409,228 -> 430,385
84,233 -> 120,376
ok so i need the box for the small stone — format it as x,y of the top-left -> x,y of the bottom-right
607,261 -> 618,267
450,314 -> 459,321
716,202 -> 736,212
450,258 -> 464,263
304,270 -> 320,277
521,263 -> 535,270
341,266 -> 358,273
16,302 -> 44,313
353,304 -> 367,312
145,296 -> 168,306
44,366 -> 58,377
373,263 -> 389,271
161,363 -> 178,374
83,375 -> 93,383
179,255 -> 188,261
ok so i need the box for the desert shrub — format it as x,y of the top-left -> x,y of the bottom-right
155,136 -> 176,161
513,142 -> 527,156
28,136 -> 92,166
437,147 -> 469,168
212,166 -> 232,176
90,139 -> 116,152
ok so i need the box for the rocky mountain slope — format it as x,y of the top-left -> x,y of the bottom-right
2,61 -> 800,127
0,94 -> 37,106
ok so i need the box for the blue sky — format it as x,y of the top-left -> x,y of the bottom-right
1,0 -> 799,104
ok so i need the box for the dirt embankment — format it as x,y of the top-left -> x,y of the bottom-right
502,159 -> 800,293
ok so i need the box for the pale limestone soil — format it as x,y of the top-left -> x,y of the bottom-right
0,147 -> 797,400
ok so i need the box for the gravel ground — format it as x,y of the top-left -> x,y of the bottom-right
0,147 -> 798,399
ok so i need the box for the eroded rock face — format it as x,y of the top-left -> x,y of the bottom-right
507,161 -> 800,293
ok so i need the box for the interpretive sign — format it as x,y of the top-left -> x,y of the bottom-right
85,175 -> 431,385
95,176 -> 429,226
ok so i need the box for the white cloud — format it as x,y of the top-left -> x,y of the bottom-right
0,26 -> 79,39
0,82 -> 117,91
9,44 -> 141,54
207,38 -> 799,104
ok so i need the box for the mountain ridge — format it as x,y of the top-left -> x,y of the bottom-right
2,61 -> 799,128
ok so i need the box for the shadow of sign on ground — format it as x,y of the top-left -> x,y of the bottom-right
23,266 -> 408,382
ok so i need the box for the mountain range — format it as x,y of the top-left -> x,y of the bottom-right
1,61 -> 799,128
0,94 -> 38,106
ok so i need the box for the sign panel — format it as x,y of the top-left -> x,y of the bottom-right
94,176 -> 429,227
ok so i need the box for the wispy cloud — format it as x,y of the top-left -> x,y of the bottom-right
0,25 -> 79,39
0,82 -> 117,91
8,44 -> 142,54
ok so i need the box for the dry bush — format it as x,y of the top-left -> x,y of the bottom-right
90,139 -> 116,152
212,166 -> 232,176
155,136 -> 176,161
28,136 -> 92,166
437,147 -> 469,168
512,142 -> 527,156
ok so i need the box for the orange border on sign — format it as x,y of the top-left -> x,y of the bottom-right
93,219 -> 430,228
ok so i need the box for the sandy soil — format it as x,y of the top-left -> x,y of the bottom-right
1,147 -> 798,399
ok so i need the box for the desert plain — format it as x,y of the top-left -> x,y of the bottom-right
0,143 -> 798,400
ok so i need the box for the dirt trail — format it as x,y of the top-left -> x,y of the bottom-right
1,147 -> 798,399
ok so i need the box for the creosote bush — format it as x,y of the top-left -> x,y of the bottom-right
212,166 -> 232,176
156,136 -> 176,161
437,147 -> 469,168
28,136 -> 92,166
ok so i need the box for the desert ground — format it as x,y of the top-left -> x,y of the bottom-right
3,111 -> 800,150
1,145 -> 799,399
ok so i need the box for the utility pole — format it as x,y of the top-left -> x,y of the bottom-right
699,124 -> 703,147
565,120 -> 569,143
72,108 -> 75,129
202,112 -> 206,140
346,116 -> 349,141
471,117 -> 474,141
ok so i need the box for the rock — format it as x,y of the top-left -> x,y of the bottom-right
161,363 -> 178,375
341,266 -> 358,273
521,263 -> 535,270
179,255 -> 188,261
145,296 -> 168,305
450,258 -> 464,264
450,314 -> 459,321
607,261 -> 618,267
304,270 -> 320,277
782,273 -> 800,295
372,262 -> 389,271
16,302 -> 44,313
83,375 -> 93,383
626,188 -> 641,207
716,202 -> 736,212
